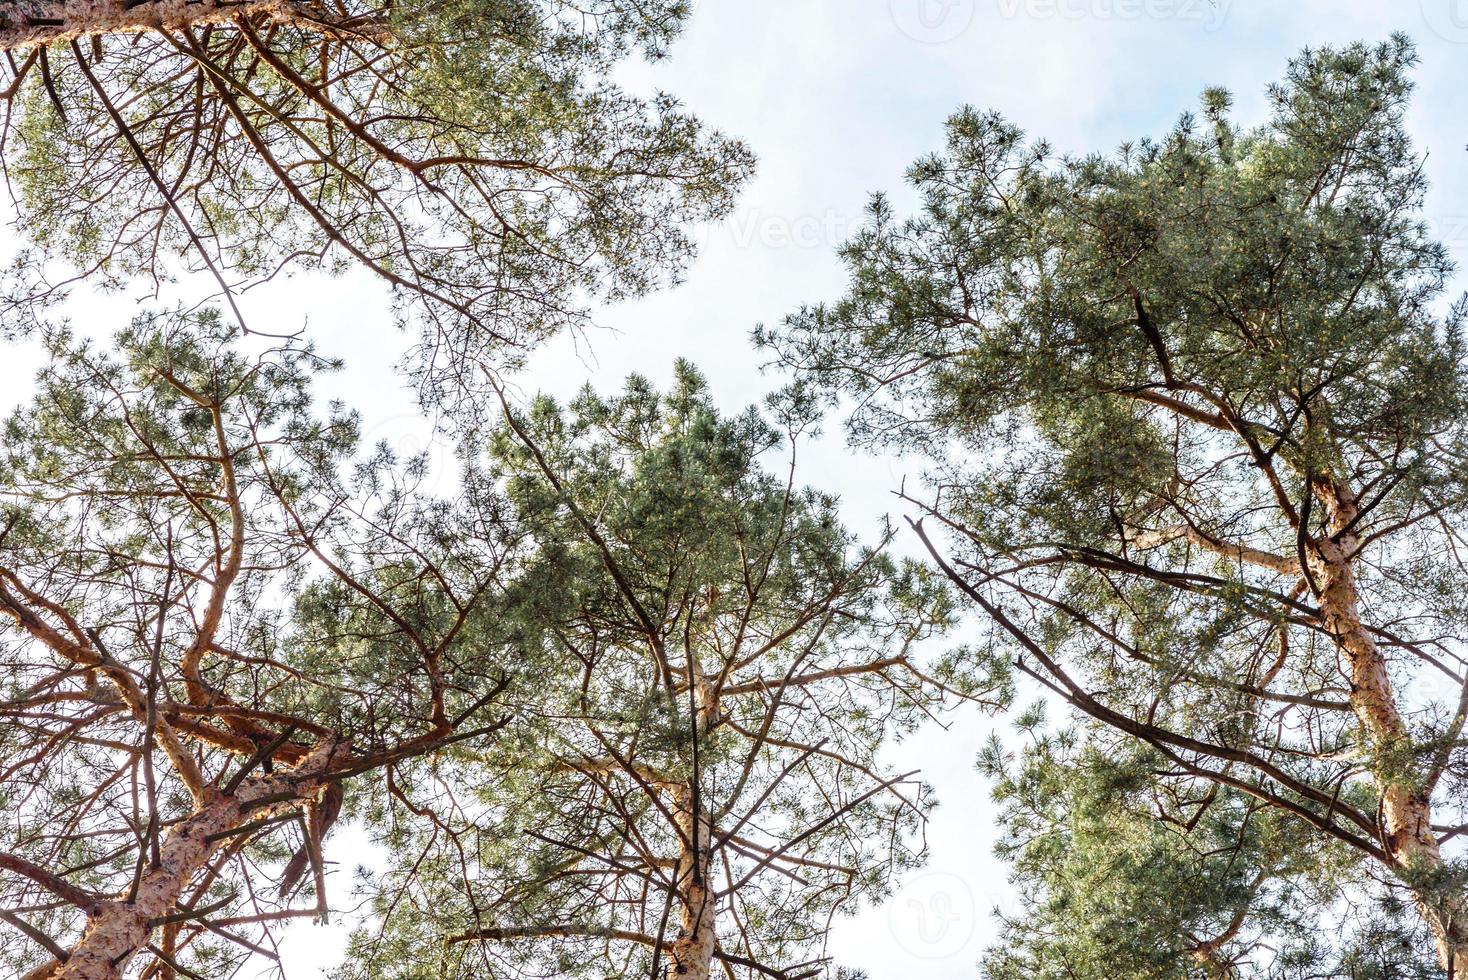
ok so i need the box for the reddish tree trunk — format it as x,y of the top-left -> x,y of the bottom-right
665,673 -> 719,980
31,741 -> 343,980
0,0 -> 385,49
1312,479 -> 1468,975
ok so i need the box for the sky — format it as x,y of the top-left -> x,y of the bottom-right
2,1 -> 1467,977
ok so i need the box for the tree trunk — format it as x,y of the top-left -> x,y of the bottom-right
32,740 -> 343,980
1191,948 -> 1234,980
665,669 -> 719,980
1311,478 -> 1468,975
665,783 -> 716,980
0,0 -> 384,50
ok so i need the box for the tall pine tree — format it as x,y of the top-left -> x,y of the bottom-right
764,35 -> 1468,975
335,366 -> 994,980
0,314 -> 529,977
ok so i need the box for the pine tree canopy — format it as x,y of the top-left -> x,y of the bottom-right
334,365 -> 998,980
0,326 -> 991,978
980,723 -> 1439,978
0,314 -> 530,977
5,6 -> 1467,977
763,33 -> 1468,976
0,0 -> 754,390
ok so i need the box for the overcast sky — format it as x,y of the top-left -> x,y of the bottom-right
3,1 -> 1465,976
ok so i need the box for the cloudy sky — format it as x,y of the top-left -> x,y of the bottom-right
3,1 -> 1465,976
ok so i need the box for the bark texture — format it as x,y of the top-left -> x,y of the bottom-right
33,740 -> 344,980
0,0 -> 380,49
1311,478 -> 1468,975
665,783 -> 715,980
665,672 -> 719,980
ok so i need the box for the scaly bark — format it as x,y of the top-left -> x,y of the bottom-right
1310,476 -> 1468,975
0,0 -> 387,50
29,739 -> 345,980
665,671 -> 719,980
665,783 -> 716,980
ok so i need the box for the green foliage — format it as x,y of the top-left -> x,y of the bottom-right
767,34 -> 1461,538
1,0 -> 754,387
337,366 -> 976,979
0,314 -> 531,976
764,34 -> 1468,973
980,726 -> 1437,978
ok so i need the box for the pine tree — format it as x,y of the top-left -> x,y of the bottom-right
763,35 -> 1468,975
0,314 -> 525,977
0,332 -> 991,979
0,1 -> 753,390
980,719 -> 1439,978
334,366 -> 996,980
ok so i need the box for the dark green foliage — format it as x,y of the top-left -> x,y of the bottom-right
980,724 -> 1437,978
764,35 -> 1468,974
337,366 -> 983,979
